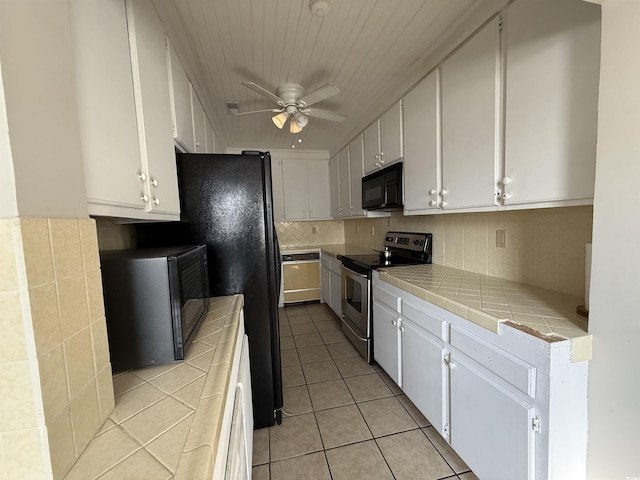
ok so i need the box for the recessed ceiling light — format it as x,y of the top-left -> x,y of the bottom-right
309,0 -> 330,17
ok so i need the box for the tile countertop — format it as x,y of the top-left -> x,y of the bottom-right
377,264 -> 592,363
65,295 -> 244,480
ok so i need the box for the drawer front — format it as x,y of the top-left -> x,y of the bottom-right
372,284 -> 401,312
450,326 -> 536,398
401,299 -> 447,341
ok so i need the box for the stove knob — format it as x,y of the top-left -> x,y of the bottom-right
413,240 -> 419,245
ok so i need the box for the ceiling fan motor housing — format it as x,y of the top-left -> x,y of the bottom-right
276,84 -> 306,106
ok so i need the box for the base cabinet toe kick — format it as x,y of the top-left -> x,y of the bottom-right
371,271 -> 588,480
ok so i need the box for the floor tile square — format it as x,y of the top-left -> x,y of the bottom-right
294,332 -> 324,348
291,323 -> 318,335
269,413 -> 323,461
282,365 -> 305,388
325,440 -> 394,480
319,330 -> 348,345
305,303 -> 330,314
297,345 -> 331,364
307,380 -> 354,411
358,397 -> 418,437
326,342 -> 360,360
334,356 -> 376,378
270,451 -> 331,480
301,360 -> 341,384
282,385 -> 313,416
422,426 -> 470,473
252,464 -> 270,480
288,314 -> 313,325
279,336 -> 296,351
280,349 -> 301,367
252,427 -> 269,466
397,394 -> 431,427
344,373 -> 393,402
284,306 -> 308,315
313,320 -> 342,332
316,405 -> 372,449
280,326 -> 292,337
376,430 -> 454,480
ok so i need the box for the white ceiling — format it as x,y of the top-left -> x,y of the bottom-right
152,0 -> 508,155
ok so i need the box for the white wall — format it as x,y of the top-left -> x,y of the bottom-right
0,1 -> 87,218
587,1 -> 640,477
0,59 -> 18,218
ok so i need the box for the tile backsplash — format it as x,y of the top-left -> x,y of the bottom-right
0,217 -> 114,479
276,220 -> 345,247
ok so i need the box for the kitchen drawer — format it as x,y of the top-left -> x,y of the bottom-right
372,284 -> 401,312
450,325 -> 536,398
401,299 -> 447,341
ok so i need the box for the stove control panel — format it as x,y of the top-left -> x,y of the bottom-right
384,231 -> 432,253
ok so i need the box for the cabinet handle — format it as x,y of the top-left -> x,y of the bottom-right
503,193 -> 511,200
380,152 -> 384,157
441,200 -> 448,208
400,325 -> 405,333
375,154 -> 379,159
141,193 -> 149,203
428,189 -> 436,196
196,141 -> 200,147
440,188 -> 448,196
502,176 -> 512,185
379,159 -> 385,165
138,171 -> 147,182
150,177 -> 158,187
152,197 -> 160,206
429,200 -> 437,207
391,319 -> 397,326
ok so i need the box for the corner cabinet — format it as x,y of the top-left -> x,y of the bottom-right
371,271 -> 588,480
363,102 -> 403,175
274,158 -> 331,221
70,0 -> 180,220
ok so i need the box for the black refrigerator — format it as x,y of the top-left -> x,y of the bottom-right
136,151 -> 283,428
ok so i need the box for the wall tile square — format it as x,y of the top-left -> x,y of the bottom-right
47,406 -> 76,480
64,327 -> 95,398
0,219 -> 19,292
20,217 -> 54,287
1,427 -> 47,479
29,283 -> 61,354
96,363 -> 115,423
70,379 -> 101,456
57,274 -> 89,338
85,269 -> 105,322
90,318 -> 110,374
39,344 -> 69,419
50,218 -> 83,279
0,292 -> 28,363
79,219 -> 100,271
0,360 -> 37,431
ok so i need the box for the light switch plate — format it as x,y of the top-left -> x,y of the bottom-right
496,230 -> 506,248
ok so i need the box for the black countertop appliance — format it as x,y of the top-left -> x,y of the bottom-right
136,151 -> 282,428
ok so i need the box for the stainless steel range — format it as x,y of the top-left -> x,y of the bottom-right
341,232 -> 432,363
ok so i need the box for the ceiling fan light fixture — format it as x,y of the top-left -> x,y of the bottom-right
294,112 -> 309,129
272,111 -> 288,129
289,117 -> 303,134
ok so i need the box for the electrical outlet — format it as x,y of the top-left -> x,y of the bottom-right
371,226 -> 375,236
496,230 -> 506,248
312,226 -> 317,234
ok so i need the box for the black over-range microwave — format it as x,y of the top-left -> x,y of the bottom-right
100,245 -> 209,371
362,162 -> 403,210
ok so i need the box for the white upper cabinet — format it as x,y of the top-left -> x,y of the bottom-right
270,159 -> 285,222
349,134 -> 365,217
403,69 -> 439,213
190,84 -> 206,153
69,0 -> 144,215
363,101 -> 404,174
205,117 -> 217,153
501,0 -> 600,207
338,147 -> 351,217
440,17 -> 500,211
329,154 -> 341,218
280,158 -> 331,221
166,39 -> 195,153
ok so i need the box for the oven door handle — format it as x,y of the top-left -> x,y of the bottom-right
341,266 -> 368,279
341,315 -> 368,341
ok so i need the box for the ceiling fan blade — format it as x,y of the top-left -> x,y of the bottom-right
298,84 -> 340,108
241,82 -> 284,106
232,108 -> 282,117
304,108 -> 346,122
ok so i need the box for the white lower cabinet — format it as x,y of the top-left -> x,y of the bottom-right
372,271 -> 587,480
320,253 -> 342,317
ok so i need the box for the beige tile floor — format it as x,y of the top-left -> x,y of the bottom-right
252,303 -> 479,480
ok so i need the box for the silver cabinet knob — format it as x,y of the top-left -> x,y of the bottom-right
141,194 -> 149,203
429,200 -> 437,207
138,171 -> 147,181
503,193 -> 511,200
428,189 -> 436,196
400,326 -> 405,333
391,319 -> 397,326
441,200 -> 448,207
502,176 -> 512,185
152,197 -> 160,206
441,188 -> 448,196
150,177 -> 158,187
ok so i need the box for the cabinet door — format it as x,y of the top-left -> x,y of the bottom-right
329,269 -> 342,317
401,318 -> 447,435
503,0 -> 599,205
379,101 -> 403,167
329,155 -> 341,218
363,121 -> 380,174
349,135 -> 365,216
403,70 -> 439,213
372,301 -> 400,385
449,351 -> 536,480
281,159 -> 308,220
271,160 -> 285,221
126,0 -> 180,216
205,117 -> 216,153
69,0 -> 144,214
190,85 -> 206,153
441,18 -> 499,211
306,159 -> 331,219
320,263 -> 330,304
166,40 -> 195,152
338,147 -> 351,216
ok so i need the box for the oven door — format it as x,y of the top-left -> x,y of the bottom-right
341,266 -> 370,337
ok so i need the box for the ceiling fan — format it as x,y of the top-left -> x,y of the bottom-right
235,81 -> 347,133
